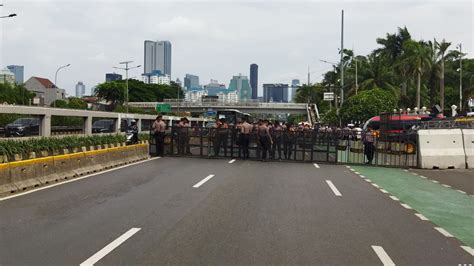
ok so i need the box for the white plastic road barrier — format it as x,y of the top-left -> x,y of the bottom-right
417,129 -> 466,169
462,129 -> 474,169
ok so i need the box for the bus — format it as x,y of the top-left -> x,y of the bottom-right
216,109 -> 252,126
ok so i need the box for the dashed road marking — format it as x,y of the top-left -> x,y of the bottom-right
435,227 -> 453,237
193,174 -> 215,188
0,157 -> 161,202
80,227 -> 141,266
419,175 -> 427,179
389,196 -> 399,201
431,180 -> 440,184
371,245 -> 395,266
415,213 -> 429,221
365,179 -> 372,183
380,189 -> 388,194
372,183 -> 380,188
442,184 -> 451,188
345,165 -> 351,169
349,168 -> 355,172
313,163 -> 320,169
359,175 -> 366,178
457,190 -> 467,194
228,159 -> 236,164
460,246 -> 474,256
401,203 -> 412,209
354,171 -> 360,175
325,180 -> 342,196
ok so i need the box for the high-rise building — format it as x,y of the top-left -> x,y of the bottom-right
204,80 -> 227,96
105,73 -> 122,82
144,40 -> 172,77
184,74 -> 200,90
263,83 -> 289,103
75,81 -> 86,98
250,64 -> 258,99
6,65 -> 24,84
228,74 -> 252,102
0,68 -> 16,84
142,70 -> 171,85
291,79 -> 300,102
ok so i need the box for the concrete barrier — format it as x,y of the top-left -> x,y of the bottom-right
0,143 -> 149,197
417,129 -> 466,169
462,129 -> 474,169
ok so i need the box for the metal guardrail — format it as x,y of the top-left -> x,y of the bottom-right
129,101 -> 308,109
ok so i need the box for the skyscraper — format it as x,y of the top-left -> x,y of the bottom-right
263,84 -> 289,103
250,64 -> 258,99
144,40 -> 172,76
291,79 -> 300,102
228,74 -> 252,102
6,65 -> 24,84
184,74 -> 200,90
75,81 -> 86,98
105,73 -> 122,82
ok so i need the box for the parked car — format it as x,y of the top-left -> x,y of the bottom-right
5,118 -> 40,137
92,119 -> 115,133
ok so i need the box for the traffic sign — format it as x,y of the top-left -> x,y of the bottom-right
323,92 -> 334,101
156,103 -> 171,112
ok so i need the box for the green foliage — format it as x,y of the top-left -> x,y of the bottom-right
0,134 -> 127,160
294,84 -> 330,113
340,88 -> 397,123
67,97 -> 88,109
95,81 -> 126,108
321,109 -> 340,126
0,83 -> 35,105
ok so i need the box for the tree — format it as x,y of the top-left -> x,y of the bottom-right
294,84 -> 330,113
67,97 -> 88,109
435,39 -> 451,111
0,82 -> 35,105
94,81 -> 126,109
403,40 -> 432,108
340,88 -> 397,123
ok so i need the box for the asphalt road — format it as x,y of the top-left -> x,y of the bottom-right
411,168 -> 474,195
0,157 -> 472,265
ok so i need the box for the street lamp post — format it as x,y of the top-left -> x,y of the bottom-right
457,43 -> 463,111
0,13 -> 16,18
54,64 -> 71,108
113,61 -> 141,113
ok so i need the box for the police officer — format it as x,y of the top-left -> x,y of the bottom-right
270,120 -> 283,160
363,126 -> 375,164
152,115 -> 166,156
258,120 -> 273,162
240,116 -> 253,160
177,117 -> 191,155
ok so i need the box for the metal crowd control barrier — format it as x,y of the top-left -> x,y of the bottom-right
149,126 -> 418,168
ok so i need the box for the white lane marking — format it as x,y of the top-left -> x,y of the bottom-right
389,196 -> 399,201
460,246 -> 474,256
458,190 -> 467,194
435,227 -> 454,237
0,157 -> 161,202
372,183 -> 380,188
403,169 -> 409,172
415,213 -> 429,221
442,184 -> 451,188
371,245 -> 395,266
325,180 -> 342,196
354,171 -> 360,175
193,174 -> 215,188
349,168 -> 355,172
313,163 -> 320,169
80,227 -> 141,266
419,175 -> 427,179
380,189 -> 388,194
432,180 -> 440,184
228,159 -> 236,164
401,203 -> 412,209
412,172 -> 419,176
360,175 -> 366,178
365,179 -> 372,183
345,165 -> 351,169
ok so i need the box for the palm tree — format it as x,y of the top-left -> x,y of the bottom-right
358,53 -> 397,95
435,39 -> 451,111
403,40 -> 432,108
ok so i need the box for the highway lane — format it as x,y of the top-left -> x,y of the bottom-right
0,157 -> 472,265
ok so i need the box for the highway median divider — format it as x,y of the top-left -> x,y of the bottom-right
0,143 -> 150,196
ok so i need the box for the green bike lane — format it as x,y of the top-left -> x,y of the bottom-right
349,165 -> 474,249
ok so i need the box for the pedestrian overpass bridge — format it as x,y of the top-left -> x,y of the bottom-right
128,101 -> 309,115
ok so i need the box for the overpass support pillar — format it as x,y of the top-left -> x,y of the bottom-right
115,118 -> 121,133
137,119 -> 142,133
39,114 -> 51,137
83,116 -> 92,135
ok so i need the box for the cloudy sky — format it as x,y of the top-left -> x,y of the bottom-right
1,0 -> 472,97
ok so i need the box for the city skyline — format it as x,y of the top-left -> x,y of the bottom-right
1,1 -> 472,97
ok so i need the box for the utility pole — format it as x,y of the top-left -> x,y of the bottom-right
307,66 -> 311,85
340,9 -> 345,105
458,43 -> 463,110
355,55 -> 358,95
114,61 -> 141,113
